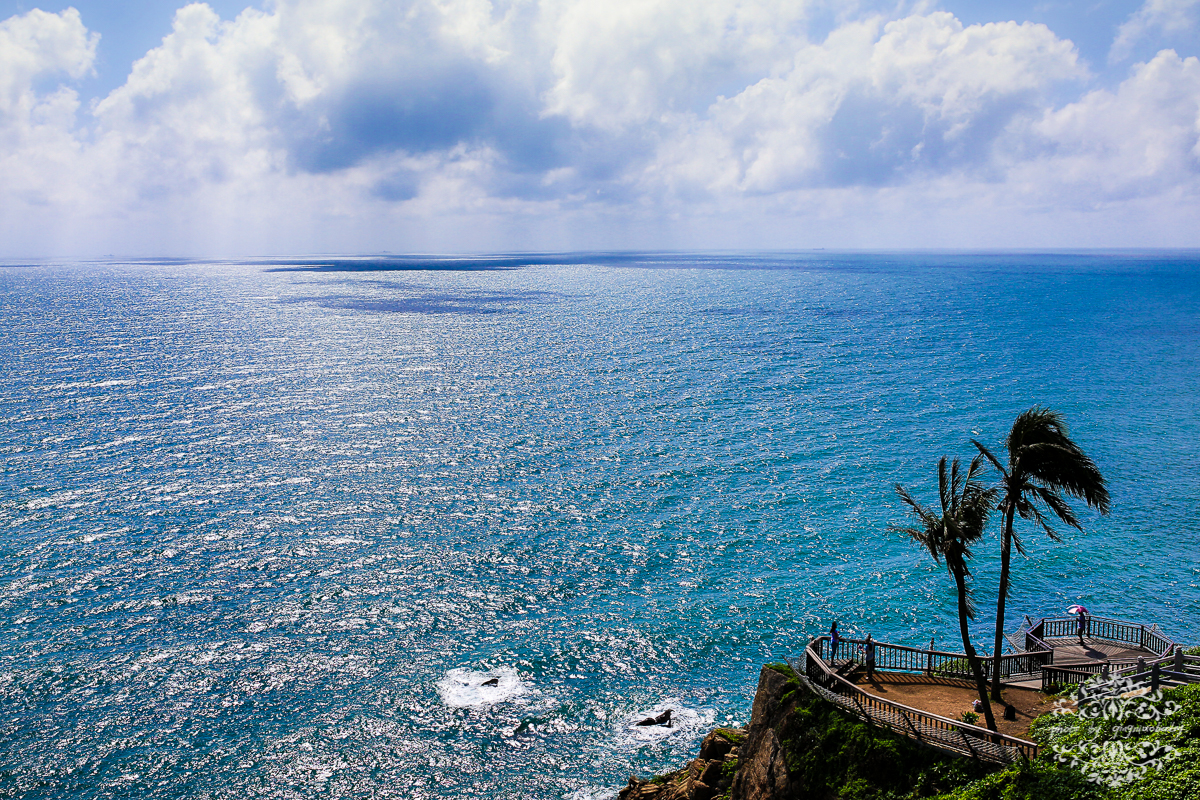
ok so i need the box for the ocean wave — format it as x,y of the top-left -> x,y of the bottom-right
437,666 -> 531,708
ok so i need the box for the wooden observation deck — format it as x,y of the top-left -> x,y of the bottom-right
1005,615 -> 1184,689
792,615 -> 1196,765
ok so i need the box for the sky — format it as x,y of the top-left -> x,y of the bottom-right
0,0 -> 1198,256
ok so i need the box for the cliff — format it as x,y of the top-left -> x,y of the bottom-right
617,726 -> 745,800
619,663 -> 993,800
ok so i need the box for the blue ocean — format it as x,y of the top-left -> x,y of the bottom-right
1,252 -> 1198,799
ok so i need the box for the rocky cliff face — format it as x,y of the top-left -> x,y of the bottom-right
619,662 -> 995,800
619,664 -> 793,800
617,726 -> 745,800
728,665 -> 796,799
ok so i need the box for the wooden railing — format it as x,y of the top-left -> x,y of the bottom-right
816,636 -> 981,679
1025,630 -> 1053,654
1144,626 -> 1175,656
1181,654 -> 1200,679
1037,616 -> 1176,656
1043,651 -> 1200,691
797,639 -> 1038,764
817,636 -> 1049,682
997,649 -> 1053,678
1042,664 -> 1104,691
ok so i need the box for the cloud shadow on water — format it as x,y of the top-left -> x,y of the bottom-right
262,256 -> 531,272
280,289 -> 556,315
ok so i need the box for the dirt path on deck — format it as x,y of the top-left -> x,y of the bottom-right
852,672 -> 1057,739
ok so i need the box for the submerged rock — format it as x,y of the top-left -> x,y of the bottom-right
636,709 -> 675,727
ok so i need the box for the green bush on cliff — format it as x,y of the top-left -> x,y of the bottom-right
932,759 -> 1102,800
936,683 -> 1200,800
1080,682 -> 1200,800
764,666 -> 994,798
757,667 -> 1200,800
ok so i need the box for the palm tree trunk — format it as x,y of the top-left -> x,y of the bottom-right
954,568 -> 997,732
990,509 -> 1015,703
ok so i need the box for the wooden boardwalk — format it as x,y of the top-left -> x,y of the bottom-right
1005,635 -> 1157,688
796,615 -> 1193,763
794,644 -> 1039,764
1005,615 -> 1183,689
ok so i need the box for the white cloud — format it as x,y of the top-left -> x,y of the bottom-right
1111,0 -> 1200,64
0,9 -> 97,213
0,7 -> 96,121
541,0 -> 817,130
1017,49 -> 1200,204
652,13 -> 1085,194
90,4 -> 282,202
0,1 -> 1198,254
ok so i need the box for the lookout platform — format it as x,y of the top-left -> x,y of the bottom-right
793,614 -> 1195,765
1004,615 -> 1182,689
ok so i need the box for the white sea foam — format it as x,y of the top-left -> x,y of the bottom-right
613,702 -> 716,747
437,667 -> 529,708
25,490 -> 84,510
564,788 -> 618,800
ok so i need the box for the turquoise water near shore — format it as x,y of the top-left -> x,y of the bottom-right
1,252 -> 1198,798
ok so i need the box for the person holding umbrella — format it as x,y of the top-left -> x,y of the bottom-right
1069,605 -> 1089,642
829,621 -> 840,661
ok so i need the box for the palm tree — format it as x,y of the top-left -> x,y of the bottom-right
974,407 -> 1110,702
894,455 -> 999,732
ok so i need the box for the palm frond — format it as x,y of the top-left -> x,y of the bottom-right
971,439 -> 1008,478
1007,407 -> 1110,514
1022,501 -> 1058,541
1023,442 -> 1110,514
1033,485 -> 1079,532
895,456 -> 989,618
938,457 -> 951,517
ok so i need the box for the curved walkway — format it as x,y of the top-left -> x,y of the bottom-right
853,672 -> 1052,740
791,641 -> 1038,765
792,616 -> 1192,765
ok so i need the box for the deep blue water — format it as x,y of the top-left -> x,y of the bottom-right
1,252 -> 1198,799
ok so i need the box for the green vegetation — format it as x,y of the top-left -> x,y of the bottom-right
893,455 -> 1000,731
714,727 -> 745,744
972,407 -> 1110,702
936,682 -> 1200,799
754,666 -> 1200,800
762,665 -> 997,798
934,759 -> 1103,800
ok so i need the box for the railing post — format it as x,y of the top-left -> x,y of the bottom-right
1175,647 -> 1184,674
1137,656 -> 1146,676
1140,625 -> 1146,648
1152,662 -> 1161,692
926,637 -> 934,675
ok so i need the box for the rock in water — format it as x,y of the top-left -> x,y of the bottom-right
635,709 -> 674,726
481,677 -> 499,687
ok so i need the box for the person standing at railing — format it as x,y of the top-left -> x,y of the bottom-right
1077,607 -> 1089,642
864,634 -> 876,681
830,621 -> 840,662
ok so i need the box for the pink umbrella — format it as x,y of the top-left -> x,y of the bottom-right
1067,605 -> 1088,614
